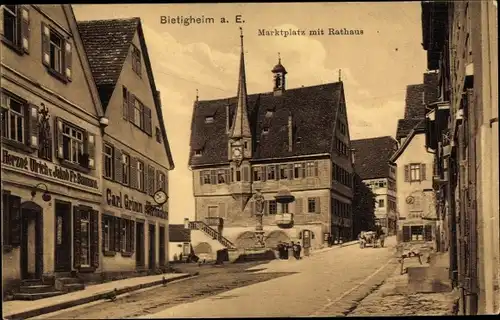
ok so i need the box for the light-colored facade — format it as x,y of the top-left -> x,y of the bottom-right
392,133 -> 436,246
77,17 -> 174,276
1,5 -> 105,291
363,171 -> 397,234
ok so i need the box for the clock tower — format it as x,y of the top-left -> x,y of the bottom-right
228,28 -> 252,209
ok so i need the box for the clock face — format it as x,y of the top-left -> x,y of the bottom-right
406,196 -> 415,204
232,147 -> 242,157
153,190 -> 168,205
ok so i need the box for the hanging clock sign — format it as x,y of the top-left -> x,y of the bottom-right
153,190 -> 168,205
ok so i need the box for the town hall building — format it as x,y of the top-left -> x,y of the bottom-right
188,30 -> 355,252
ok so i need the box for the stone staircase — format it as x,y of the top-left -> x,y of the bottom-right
189,221 -> 236,250
13,273 -> 85,301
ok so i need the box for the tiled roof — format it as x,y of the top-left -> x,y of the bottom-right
189,82 -> 343,166
77,18 -> 139,109
169,225 -> 191,242
396,72 -> 439,139
351,136 -> 398,180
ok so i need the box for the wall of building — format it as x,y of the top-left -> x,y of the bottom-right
168,242 -> 190,262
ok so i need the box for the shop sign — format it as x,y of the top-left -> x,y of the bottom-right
106,188 -> 168,219
2,149 -> 98,190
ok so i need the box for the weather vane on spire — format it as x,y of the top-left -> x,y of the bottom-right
196,89 -> 199,101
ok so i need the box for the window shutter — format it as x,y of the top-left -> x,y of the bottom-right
120,218 -> 125,252
90,210 -> 99,268
165,172 -> 169,193
402,226 -> 410,242
73,206 -> 82,268
261,166 -> 267,182
55,117 -> 64,159
225,169 -> 230,185
148,165 -> 155,195
102,143 -> 107,178
264,200 -> 269,215
218,203 -> 226,218
424,225 -> 433,241
27,104 -> 39,148
114,149 -> 123,183
114,217 -> 121,252
243,166 -> 249,181
275,165 -> 279,180
421,163 -> 427,181
404,165 -> 410,182
287,164 -> 293,180
295,198 -> 303,214
130,157 -> 138,189
144,107 -> 152,135
128,94 -> 135,123
85,131 -> 96,169
123,87 -> 129,120
314,161 -> 319,176
64,40 -> 72,81
157,170 -> 162,191
41,22 -> 50,66
20,7 -> 30,53
316,197 -> 321,213
130,220 -> 135,253
101,217 -> 106,253
9,195 -> 21,246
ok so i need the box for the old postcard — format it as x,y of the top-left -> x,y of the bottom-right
1,2 -> 498,318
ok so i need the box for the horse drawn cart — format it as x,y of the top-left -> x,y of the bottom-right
359,231 -> 385,248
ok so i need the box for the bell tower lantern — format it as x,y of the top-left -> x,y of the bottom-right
272,53 -> 287,96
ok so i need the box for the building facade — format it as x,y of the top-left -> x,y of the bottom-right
188,32 -> 355,252
421,1 -> 499,315
390,72 -> 439,248
78,18 -> 174,275
2,5 -> 105,290
168,221 -> 191,262
351,136 -> 398,235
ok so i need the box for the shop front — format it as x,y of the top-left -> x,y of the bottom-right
100,182 -> 169,276
2,147 -> 101,288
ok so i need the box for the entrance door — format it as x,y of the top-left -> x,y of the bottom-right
302,229 -> 312,248
55,201 -> 72,272
159,226 -> 165,267
136,222 -> 145,268
148,224 -> 156,270
20,206 -> 42,279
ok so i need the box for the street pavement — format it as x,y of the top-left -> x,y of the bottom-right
145,237 -> 399,318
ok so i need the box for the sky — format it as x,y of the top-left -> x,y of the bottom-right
73,2 -> 427,224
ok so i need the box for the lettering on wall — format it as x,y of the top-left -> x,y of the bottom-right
2,149 -> 98,189
106,189 -> 168,219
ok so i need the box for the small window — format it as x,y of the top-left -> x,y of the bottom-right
217,170 -> 226,184
133,98 -> 143,128
268,200 -> 277,215
62,123 -> 84,165
137,160 -> 144,191
253,167 -> 261,181
267,165 -> 275,180
157,171 -> 166,191
155,127 -> 162,143
1,93 -> 26,144
3,6 -> 19,47
102,215 -> 113,252
262,128 -> 269,134
410,164 -> 421,182
205,116 -> 214,124
201,170 -> 210,184
122,153 -> 130,185
131,44 -> 142,76
49,31 -> 63,73
194,150 -> 202,157
279,165 -> 288,179
378,199 -> 385,208
103,143 -> 114,179
265,110 -> 274,118
236,169 -> 241,182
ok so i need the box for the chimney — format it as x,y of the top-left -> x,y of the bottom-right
184,218 -> 189,229
288,113 -> 293,152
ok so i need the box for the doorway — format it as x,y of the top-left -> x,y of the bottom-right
20,202 -> 43,280
159,226 -> 165,267
135,222 -> 145,268
55,201 -> 72,272
148,224 -> 156,270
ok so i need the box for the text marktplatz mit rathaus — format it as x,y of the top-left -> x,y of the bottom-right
258,28 -> 364,37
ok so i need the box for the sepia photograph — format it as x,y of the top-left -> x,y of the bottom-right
1,1 -> 498,318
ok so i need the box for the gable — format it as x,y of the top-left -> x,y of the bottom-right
351,136 -> 398,180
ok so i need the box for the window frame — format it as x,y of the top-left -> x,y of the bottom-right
217,169 -> 226,184
268,200 -> 277,215
253,166 -> 261,181
61,121 -> 85,166
307,198 -> 316,213
279,164 -> 288,179
409,163 -> 421,182
122,152 -> 131,185
131,44 -> 142,76
267,165 -> 275,180
1,93 -> 26,145
137,160 -> 145,191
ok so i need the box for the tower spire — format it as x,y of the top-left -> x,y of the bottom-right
229,28 -> 251,139
338,69 -> 342,82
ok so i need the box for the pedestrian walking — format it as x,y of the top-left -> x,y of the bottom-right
296,242 -> 302,259
277,242 -> 284,259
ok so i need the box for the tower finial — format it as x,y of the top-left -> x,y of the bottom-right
196,89 -> 199,101
239,27 -> 244,49
278,52 -> 281,63
338,69 -> 342,82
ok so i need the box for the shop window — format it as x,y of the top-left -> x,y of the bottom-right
79,211 -> 91,267
103,143 -> 114,179
121,219 -> 134,254
2,191 -> 21,249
